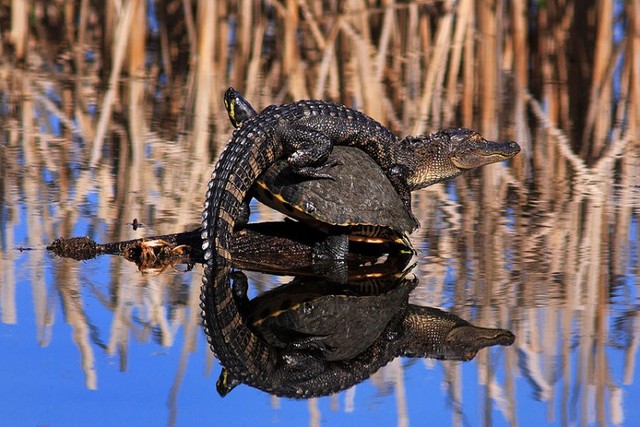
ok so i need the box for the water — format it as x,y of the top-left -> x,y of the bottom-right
1,45 -> 639,427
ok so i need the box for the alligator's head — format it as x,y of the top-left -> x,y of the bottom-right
440,324 -> 516,361
400,128 -> 520,190
397,305 -> 515,361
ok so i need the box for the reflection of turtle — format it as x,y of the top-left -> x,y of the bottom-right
207,268 -> 516,398
234,269 -> 419,361
223,88 -> 520,258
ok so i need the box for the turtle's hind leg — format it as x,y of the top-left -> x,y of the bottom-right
311,234 -> 349,283
312,234 -> 349,260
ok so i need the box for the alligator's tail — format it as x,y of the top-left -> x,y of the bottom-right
201,265 -> 279,390
200,111 -> 283,389
201,122 -> 282,267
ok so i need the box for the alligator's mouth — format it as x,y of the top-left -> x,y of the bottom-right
451,140 -> 521,169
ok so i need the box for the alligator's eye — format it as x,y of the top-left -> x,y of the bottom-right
403,136 -> 426,149
470,131 -> 484,142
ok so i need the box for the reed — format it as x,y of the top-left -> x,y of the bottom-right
9,0 -> 28,60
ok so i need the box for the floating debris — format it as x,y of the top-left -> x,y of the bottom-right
123,240 -> 192,274
127,218 -> 145,231
47,237 -> 100,261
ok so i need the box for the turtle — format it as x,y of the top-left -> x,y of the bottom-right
216,265 -> 419,396
233,267 -> 418,361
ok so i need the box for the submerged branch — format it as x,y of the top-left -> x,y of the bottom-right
45,222 -> 399,275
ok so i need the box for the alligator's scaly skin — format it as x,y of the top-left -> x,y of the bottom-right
202,97 -> 520,267
201,101 -> 404,390
201,265 -> 278,389
201,95 -> 519,395
202,100 -> 401,267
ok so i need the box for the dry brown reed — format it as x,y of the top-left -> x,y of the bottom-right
2,0 -> 633,157
0,1 -> 639,425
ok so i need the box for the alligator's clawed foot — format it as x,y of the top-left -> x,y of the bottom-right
294,166 -> 336,180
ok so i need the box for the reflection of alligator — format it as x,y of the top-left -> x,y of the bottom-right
203,89 -> 521,266
201,264 -> 515,399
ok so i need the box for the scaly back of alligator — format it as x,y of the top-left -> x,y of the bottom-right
202,105 -> 282,266
202,100 -> 398,268
201,265 -> 280,391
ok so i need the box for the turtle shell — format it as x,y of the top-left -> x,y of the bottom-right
254,146 -> 418,245
245,273 -> 418,361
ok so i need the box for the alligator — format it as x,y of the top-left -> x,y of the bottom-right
201,268 -> 515,398
202,88 -> 520,267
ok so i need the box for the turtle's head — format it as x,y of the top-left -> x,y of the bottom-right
216,368 -> 241,397
400,128 -> 520,190
224,87 -> 258,128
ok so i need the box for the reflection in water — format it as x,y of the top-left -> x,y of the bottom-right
0,74 -> 638,425
1,81 -> 639,426
1,2 -> 639,426
202,263 -> 514,398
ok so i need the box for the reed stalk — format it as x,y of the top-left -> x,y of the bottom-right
192,0 -> 215,160
412,0 -> 453,135
91,0 -> 138,168
10,0 -> 28,60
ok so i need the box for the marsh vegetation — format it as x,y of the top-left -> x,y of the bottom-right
0,1 -> 638,426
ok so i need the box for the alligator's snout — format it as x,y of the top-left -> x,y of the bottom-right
446,325 -> 516,349
484,140 -> 521,158
450,138 -> 521,170
504,141 -> 521,156
491,329 -> 517,346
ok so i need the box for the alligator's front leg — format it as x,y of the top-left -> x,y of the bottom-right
388,164 -> 417,222
281,126 -> 339,179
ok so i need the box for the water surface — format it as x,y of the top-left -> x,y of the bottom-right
1,87 -> 637,425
